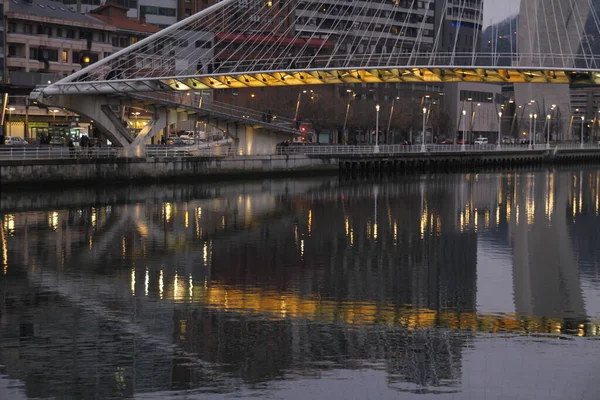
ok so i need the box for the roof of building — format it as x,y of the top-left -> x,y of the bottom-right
89,3 -> 162,34
7,0 -> 108,26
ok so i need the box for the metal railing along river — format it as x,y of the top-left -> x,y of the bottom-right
0,145 -> 237,160
276,143 -> 600,155
1,143 -> 600,161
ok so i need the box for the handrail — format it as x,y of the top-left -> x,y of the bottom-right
1,143 -> 599,161
130,93 -> 300,135
276,143 -> 600,155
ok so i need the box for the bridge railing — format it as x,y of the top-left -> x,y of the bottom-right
131,93 -> 299,133
214,52 -> 598,75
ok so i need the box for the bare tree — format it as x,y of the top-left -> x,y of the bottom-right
298,93 -> 345,142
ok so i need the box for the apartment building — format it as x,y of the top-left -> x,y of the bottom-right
177,0 -> 294,35
434,0 -> 483,57
2,0 -> 167,140
89,2 -> 161,48
59,0 -> 177,29
295,0 -> 436,56
5,0 -> 115,80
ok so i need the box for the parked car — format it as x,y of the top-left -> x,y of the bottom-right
440,139 -> 454,145
167,136 -> 184,146
474,137 -> 488,145
179,135 -> 195,145
50,137 -> 66,146
5,136 -> 28,146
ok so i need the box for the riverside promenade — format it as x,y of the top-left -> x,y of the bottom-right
0,144 -> 599,185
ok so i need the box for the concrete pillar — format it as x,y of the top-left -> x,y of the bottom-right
515,0 -> 592,142
31,92 -> 133,148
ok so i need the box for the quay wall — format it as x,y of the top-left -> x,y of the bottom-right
1,149 -> 600,186
0,155 -> 338,185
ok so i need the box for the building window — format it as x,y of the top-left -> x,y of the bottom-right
62,50 -> 68,63
45,50 -> 59,62
140,5 -> 176,16
66,29 -> 75,39
185,8 -> 191,17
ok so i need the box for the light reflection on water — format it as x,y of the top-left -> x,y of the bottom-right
1,170 -> 600,399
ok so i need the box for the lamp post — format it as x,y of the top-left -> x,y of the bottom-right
546,114 -> 551,149
497,111 -> 502,149
7,107 -> 15,137
294,90 -> 307,121
461,109 -> 466,151
421,107 -> 427,152
342,90 -> 354,144
581,115 -> 585,148
132,111 -> 140,134
50,109 -> 59,138
528,113 -> 533,149
533,113 -> 537,148
387,96 -> 399,145
375,104 -> 380,153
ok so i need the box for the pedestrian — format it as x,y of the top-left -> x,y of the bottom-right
68,138 -> 75,157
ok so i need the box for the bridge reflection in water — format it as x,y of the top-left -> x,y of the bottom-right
1,171 -> 600,398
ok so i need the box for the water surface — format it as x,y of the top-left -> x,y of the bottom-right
1,169 -> 600,399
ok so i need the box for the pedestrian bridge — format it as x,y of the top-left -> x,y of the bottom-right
29,0 -> 600,152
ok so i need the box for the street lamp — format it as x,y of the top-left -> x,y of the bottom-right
375,104 -> 380,153
7,107 -> 15,136
528,113 -> 533,149
581,115 -> 585,148
132,111 -> 141,132
461,109 -> 467,151
387,96 -> 399,145
471,103 -> 481,144
497,111 -> 502,148
421,107 -> 427,152
49,109 -> 60,138
546,114 -> 551,149
294,90 -> 307,121
342,91 -> 354,144
533,114 -> 537,148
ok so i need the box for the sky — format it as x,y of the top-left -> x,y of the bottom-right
482,0 -> 521,27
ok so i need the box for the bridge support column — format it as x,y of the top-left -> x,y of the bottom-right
32,93 -> 134,149
227,123 -> 292,155
128,108 -> 172,155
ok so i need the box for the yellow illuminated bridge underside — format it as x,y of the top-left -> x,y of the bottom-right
168,280 -> 599,337
43,67 -> 600,95
161,67 -> 599,91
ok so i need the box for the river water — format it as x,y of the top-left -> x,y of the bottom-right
1,168 -> 599,399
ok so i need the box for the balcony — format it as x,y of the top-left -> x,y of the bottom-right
6,56 -> 35,69
6,33 -> 113,53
